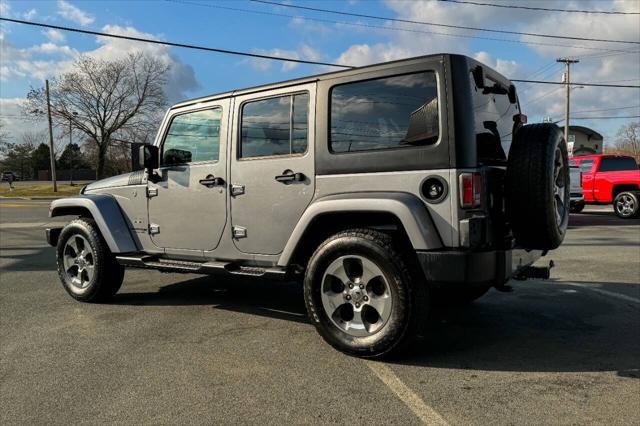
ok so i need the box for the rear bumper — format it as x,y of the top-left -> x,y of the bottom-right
416,248 -> 543,286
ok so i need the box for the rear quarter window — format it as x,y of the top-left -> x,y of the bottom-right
329,71 -> 439,153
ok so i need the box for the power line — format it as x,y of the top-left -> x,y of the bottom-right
0,17 -> 353,69
250,0 -> 640,45
438,0 -> 640,15
571,105 -> 640,114
558,115 -> 640,121
165,0 -> 634,53
511,79 -> 640,88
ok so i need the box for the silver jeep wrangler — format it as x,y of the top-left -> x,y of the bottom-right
46,54 -> 569,358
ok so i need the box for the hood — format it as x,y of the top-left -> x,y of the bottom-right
84,170 -> 144,192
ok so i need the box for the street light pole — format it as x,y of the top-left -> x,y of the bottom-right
45,79 -> 57,192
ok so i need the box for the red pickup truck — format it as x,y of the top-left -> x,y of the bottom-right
569,154 -> 640,218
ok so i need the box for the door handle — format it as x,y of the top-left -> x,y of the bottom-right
275,170 -> 305,183
199,175 -> 225,187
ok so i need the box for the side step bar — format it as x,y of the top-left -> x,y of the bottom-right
115,255 -> 288,279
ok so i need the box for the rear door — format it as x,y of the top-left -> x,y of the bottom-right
229,84 -> 315,255
578,158 -> 595,201
148,100 -> 229,251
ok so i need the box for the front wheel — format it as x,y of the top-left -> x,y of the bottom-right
56,218 -> 125,302
304,229 -> 427,358
570,202 -> 585,213
613,191 -> 640,219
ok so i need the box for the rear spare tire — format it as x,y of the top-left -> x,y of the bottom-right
506,123 -> 569,250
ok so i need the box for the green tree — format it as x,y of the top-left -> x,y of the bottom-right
0,142 -> 35,180
31,143 -> 51,178
57,143 -> 89,170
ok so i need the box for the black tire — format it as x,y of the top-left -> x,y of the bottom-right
506,123 -> 570,250
570,202 -> 585,214
432,285 -> 491,306
304,228 -> 428,358
613,191 -> 640,219
56,218 -> 125,303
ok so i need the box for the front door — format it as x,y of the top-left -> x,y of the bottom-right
230,84 -> 315,255
148,100 -> 229,251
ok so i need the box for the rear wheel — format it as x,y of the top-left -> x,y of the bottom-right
613,191 -> 640,219
56,218 -> 124,302
304,229 -> 427,358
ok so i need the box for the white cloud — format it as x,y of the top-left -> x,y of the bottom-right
0,2 -> 10,17
0,98 -> 48,144
249,44 -> 324,72
473,51 -> 520,77
22,8 -> 37,19
44,29 -> 66,43
57,0 -> 94,26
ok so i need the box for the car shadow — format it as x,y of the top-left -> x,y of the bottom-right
113,275 -> 309,324
569,210 -> 640,228
112,275 -> 639,376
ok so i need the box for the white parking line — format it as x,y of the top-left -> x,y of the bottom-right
561,282 -> 640,304
366,361 -> 449,426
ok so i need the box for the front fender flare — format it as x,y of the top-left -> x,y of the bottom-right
49,194 -> 137,253
278,192 -> 443,267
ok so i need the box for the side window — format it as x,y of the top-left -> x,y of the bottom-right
240,93 -> 309,159
162,108 -> 221,165
598,157 -> 638,172
579,159 -> 594,173
330,71 -> 439,153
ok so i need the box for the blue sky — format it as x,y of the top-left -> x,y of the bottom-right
1,0 -> 639,145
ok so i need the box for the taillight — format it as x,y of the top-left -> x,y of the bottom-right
513,113 -> 528,124
460,172 -> 482,208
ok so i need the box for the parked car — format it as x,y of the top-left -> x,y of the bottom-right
569,164 -> 584,213
45,54 -> 569,358
570,154 -> 640,218
1,171 -> 19,181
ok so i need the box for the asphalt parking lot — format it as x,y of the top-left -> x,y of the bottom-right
1,200 -> 638,425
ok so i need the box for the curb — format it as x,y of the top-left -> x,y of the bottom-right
0,196 -> 67,201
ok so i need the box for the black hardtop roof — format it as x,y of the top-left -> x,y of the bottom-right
172,53 -> 470,109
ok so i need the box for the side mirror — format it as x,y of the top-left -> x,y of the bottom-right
138,145 -> 159,172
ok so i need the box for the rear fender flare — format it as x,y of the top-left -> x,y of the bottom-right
278,192 -> 443,267
49,194 -> 137,253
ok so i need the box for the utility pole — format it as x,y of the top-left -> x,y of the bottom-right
45,79 -> 57,192
557,58 -> 579,144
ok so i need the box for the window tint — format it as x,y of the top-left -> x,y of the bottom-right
240,93 -> 308,158
598,157 -> 638,172
579,159 -> 594,173
330,72 -> 439,153
162,108 -> 221,165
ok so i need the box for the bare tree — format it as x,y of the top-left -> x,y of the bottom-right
611,122 -> 640,162
26,52 -> 169,178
